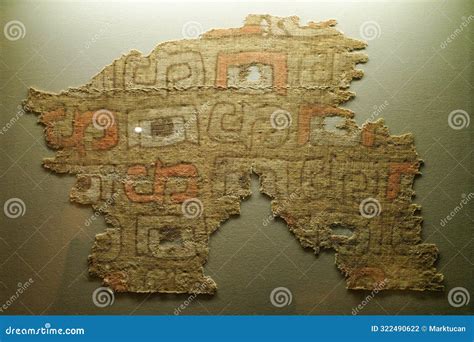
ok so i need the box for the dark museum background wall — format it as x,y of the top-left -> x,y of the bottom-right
0,0 -> 472,314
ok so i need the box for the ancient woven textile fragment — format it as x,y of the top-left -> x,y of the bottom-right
23,15 -> 443,294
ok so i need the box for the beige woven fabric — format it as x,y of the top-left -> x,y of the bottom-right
24,15 -> 443,294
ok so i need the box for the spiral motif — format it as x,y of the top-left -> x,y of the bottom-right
448,287 -> 470,308
181,198 -> 203,219
270,287 -> 292,308
359,197 -> 381,218
270,110 -> 292,130
448,109 -> 470,130
92,109 -> 115,130
359,21 -> 381,41
92,287 -> 115,308
3,20 -> 26,41
182,21 -> 203,39
3,198 -> 26,219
